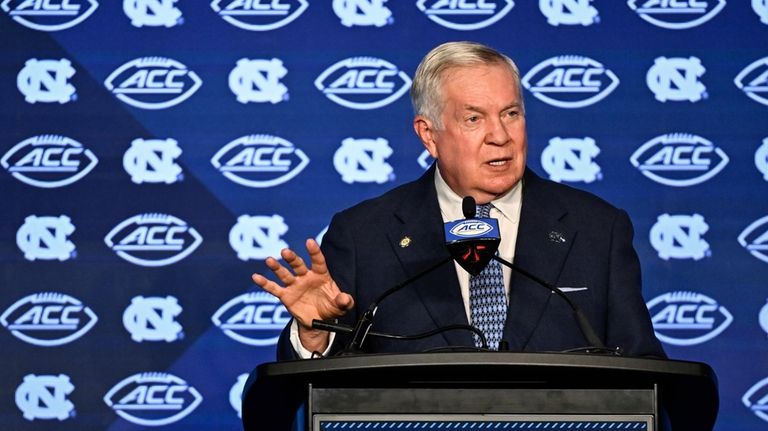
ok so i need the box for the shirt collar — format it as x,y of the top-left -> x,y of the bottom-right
434,165 -> 522,224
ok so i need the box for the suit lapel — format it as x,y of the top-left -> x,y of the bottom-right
505,169 -> 576,351
386,167 -> 473,347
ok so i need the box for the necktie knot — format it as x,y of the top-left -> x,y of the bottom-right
476,203 -> 492,218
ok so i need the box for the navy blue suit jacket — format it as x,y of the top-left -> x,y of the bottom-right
278,166 -> 664,358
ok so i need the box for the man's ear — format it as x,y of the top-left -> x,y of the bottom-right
413,115 -> 438,158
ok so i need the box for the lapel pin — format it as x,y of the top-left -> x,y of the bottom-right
399,236 -> 412,248
548,231 -> 566,244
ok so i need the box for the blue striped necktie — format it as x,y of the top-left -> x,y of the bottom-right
469,203 -> 508,350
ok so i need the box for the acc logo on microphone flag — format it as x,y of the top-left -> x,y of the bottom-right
1,292 -> 98,347
539,0 -> 599,26
522,55 -> 619,109
212,291 -> 290,346
315,57 -> 411,110
738,215 -> 768,264
416,0 -> 514,31
333,0 -> 392,27
211,135 -> 308,188
123,0 -> 183,27
2,135 -> 98,188
15,374 -> 75,421
630,133 -> 729,187
541,137 -> 601,183
104,372 -> 202,426
646,56 -> 707,103
650,213 -> 710,260
647,291 -> 732,346
627,0 -> 726,30
445,219 -> 498,240
104,214 -> 202,267
210,0 -> 308,31
104,57 -> 202,110
2,0 -> 98,31
743,376 -> 768,422
734,56 -> 768,106
17,58 -> 76,104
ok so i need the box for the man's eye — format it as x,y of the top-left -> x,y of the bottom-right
466,116 -> 479,123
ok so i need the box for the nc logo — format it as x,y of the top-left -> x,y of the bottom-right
211,134 -> 309,187
210,0 -> 308,31
104,372 -> 202,426
755,0 -> 768,24
15,374 -> 75,421
734,56 -> 768,106
104,57 -> 202,110
760,300 -> 768,336
416,0 -> 515,31
627,0 -> 726,30
17,58 -> 76,104
647,56 -> 707,102
315,57 -> 412,110
630,133 -> 729,187
738,215 -> 768,264
743,377 -> 768,422
123,0 -> 182,27
2,135 -> 98,188
522,55 -> 619,108
647,291 -> 733,346
334,137 -> 394,184
123,138 -> 183,184
229,214 -> 289,261
757,138 -> 768,181
541,136 -> 601,183
417,149 -> 435,170
17,215 -> 76,261
650,213 -> 710,260
212,291 -> 291,345
333,0 -> 392,27
1,0 -> 99,31
123,295 -> 183,342
230,373 -> 249,418
229,58 -> 288,104
1,292 -> 98,346
104,213 -> 203,267
539,0 -> 599,26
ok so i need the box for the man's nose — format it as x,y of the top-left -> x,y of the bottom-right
484,117 -> 511,146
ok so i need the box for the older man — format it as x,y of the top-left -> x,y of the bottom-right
252,41 -> 664,359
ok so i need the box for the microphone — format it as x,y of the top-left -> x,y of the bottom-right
448,196 -> 612,353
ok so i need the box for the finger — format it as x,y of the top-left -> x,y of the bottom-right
264,257 -> 296,285
305,238 -> 329,275
251,273 -> 283,298
283,250 -> 308,276
335,292 -> 355,311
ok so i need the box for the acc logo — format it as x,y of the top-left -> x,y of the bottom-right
17,58 -> 76,104
734,56 -> 768,106
210,0 -> 308,31
630,133 -> 729,187
1,0 -> 98,31
744,377 -> 768,423
647,291 -> 732,346
123,295 -> 183,342
212,291 -> 290,345
104,214 -> 203,267
650,213 -> 710,260
123,0 -> 182,27
2,135 -> 98,188
627,0 -> 726,30
230,373 -> 249,418
417,149 -> 435,170
757,138 -> 768,181
646,56 -> 707,102
315,57 -> 411,110
104,372 -> 202,426
541,136 -> 601,183
450,220 -> 494,237
229,215 -> 288,261
104,57 -> 202,110
211,135 -> 308,188
229,58 -> 288,104
17,215 -> 76,261
522,56 -> 619,108
416,0 -> 514,31
334,137 -> 394,184
333,0 -> 392,27
755,0 -> 768,24
738,215 -> 768,264
1,292 -> 98,346
539,0 -> 598,26
15,374 -> 75,421
123,138 -> 183,184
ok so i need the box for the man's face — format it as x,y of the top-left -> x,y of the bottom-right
415,63 -> 527,204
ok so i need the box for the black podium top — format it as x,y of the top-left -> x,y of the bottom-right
242,352 -> 718,431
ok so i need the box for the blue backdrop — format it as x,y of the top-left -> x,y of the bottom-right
1,1 -> 767,429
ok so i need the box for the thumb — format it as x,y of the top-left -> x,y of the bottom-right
334,292 -> 355,311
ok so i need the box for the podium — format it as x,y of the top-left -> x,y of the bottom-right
242,352 -> 717,431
